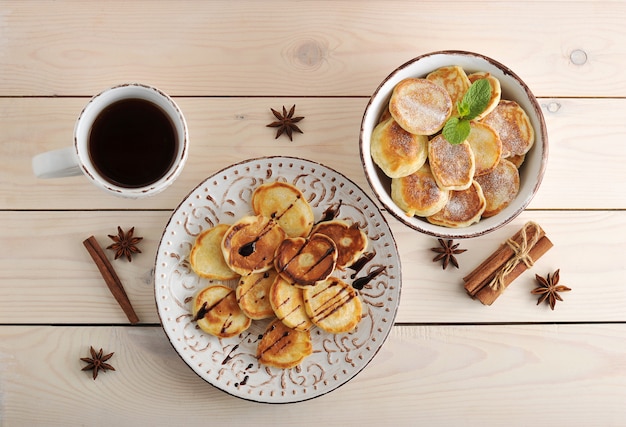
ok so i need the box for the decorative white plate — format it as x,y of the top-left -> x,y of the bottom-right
154,156 -> 401,403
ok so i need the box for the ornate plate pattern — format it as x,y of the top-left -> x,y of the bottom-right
154,156 -> 401,403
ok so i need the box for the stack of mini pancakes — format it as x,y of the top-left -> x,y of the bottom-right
371,65 -> 534,228
188,182 -> 368,369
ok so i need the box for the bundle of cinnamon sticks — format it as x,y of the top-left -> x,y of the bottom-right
463,222 -> 553,305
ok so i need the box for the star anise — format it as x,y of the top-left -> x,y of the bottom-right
266,104 -> 304,141
107,226 -> 142,262
80,346 -> 115,380
531,269 -> 570,310
431,238 -> 466,269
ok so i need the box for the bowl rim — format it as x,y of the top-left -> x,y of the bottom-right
359,50 -> 548,239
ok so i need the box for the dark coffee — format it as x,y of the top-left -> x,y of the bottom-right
88,99 -> 177,188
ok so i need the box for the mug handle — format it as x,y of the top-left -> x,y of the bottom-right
32,147 -> 82,178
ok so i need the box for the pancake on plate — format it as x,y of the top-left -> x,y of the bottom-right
189,224 -> 238,280
192,285 -> 252,338
256,318 -> 313,369
391,163 -> 449,217
481,99 -> 534,157
389,78 -> 452,135
426,65 -> 471,117
370,117 -> 428,178
427,180 -> 486,228
303,277 -> 362,334
269,275 -> 314,331
475,159 -> 520,218
428,134 -> 475,191
236,269 -> 278,320
467,121 -> 502,177
221,215 -> 286,276
251,181 -> 314,238
311,220 -> 368,270
274,233 -> 337,287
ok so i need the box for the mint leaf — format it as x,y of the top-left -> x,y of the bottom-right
462,78 -> 491,120
457,99 -> 470,118
442,117 -> 471,145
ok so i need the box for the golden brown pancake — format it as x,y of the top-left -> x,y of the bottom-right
370,117 -> 428,178
303,277 -> 362,334
467,71 -> 502,119
311,220 -> 368,270
427,65 -> 471,117
389,78 -> 452,135
428,134 -> 475,191
269,275 -> 314,331
481,100 -> 534,157
507,153 -> 526,168
236,269 -> 278,320
251,182 -> 314,238
192,285 -> 252,338
274,233 -> 337,287
467,121 -> 502,176
256,318 -> 313,369
221,215 -> 286,276
391,163 -> 449,217
475,159 -> 520,218
427,180 -> 486,228
189,224 -> 239,280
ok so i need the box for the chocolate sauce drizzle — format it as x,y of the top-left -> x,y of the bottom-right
352,266 -> 386,290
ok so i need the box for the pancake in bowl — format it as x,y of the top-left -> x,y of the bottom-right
303,277 -> 362,334
189,224 -> 239,280
251,181 -> 314,238
467,71 -> 502,119
256,318 -> 313,369
370,117 -> 428,178
389,78 -> 453,135
426,65 -> 471,117
427,180 -> 486,228
391,163 -> 449,217
311,220 -> 368,270
192,285 -> 252,338
475,159 -> 520,218
221,215 -> 286,276
481,100 -> 534,157
467,121 -> 502,177
428,134 -> 475,191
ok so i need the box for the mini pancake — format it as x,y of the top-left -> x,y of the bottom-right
507,153 -> 526,168
303,277 -> 362,334
428,134 -> 475,191
311,220 -> 368,270
391,163 -> 449,217
389,78 -> 452,135
189,224 -> 238,280
481,100 -> 534,157
274,233 -> 338,287
256,318 -> 313,369
475,159 -> 520,218
467,72 -> 502,119
427,65 -> 471,117
251,181 -> 314,238
370,117 -> 428,178
467,121 -> 502,176
427,180 -> 486,228
221,215 -> 286,276
269,275 -> 314,331
192,285 -> 252,338
236,269 -> 278,320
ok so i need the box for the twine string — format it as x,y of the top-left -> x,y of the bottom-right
487,222 -> 541,292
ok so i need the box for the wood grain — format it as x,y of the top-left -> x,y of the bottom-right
2,97 -> 626,210
0,1 -> 625,97
0,210 -> 623,325
0,324 -> 624,425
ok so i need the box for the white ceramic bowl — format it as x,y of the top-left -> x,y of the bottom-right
359,51 -> 548,238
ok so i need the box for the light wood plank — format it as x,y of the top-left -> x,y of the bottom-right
1,324 -> 625,425
0,210 -> 623,324
0,1 -> 625,97
2,97 -> 626,210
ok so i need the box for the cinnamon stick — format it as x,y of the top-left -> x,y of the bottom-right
83,236 -> 139,324
472,235 -> 553,305
464,222 -> 545,296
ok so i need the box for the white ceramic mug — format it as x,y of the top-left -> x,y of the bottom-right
32,83 -> 188,198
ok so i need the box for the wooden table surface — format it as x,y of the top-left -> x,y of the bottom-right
2,1 -> 625,425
